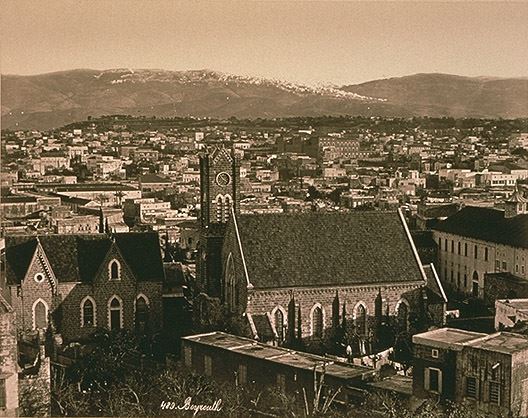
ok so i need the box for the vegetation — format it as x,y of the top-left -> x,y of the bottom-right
11,330 -> 502,417
45,115 -> 528,136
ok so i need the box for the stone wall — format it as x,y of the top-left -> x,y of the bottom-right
247,282 -> 423,340
0,303 -> 18,417
8,245 -> 163,342
455,347 -> 512,417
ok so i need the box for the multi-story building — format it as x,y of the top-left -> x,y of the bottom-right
413,328 -> 528,417
432,193 -> 528,299
37,183 -> 141,206
317,137 -> 360,162
123,198 -> 172,224
478,172 -> 518,188
32,152 -> 70,174
509,133 -> 528,150
86,155 -> 123,179
131,148 -> 159,162
1,195 -> 62,219
182,169 -> 200,184
55,215 -> 100,234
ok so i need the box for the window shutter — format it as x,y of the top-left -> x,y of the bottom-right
438,370 -> 443,394
424,368 -> 430,391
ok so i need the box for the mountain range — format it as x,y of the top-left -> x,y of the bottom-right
2,69 -> 527,130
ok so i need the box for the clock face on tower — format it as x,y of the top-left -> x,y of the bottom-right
215,172 -> 231,186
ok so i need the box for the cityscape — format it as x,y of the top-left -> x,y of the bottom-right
1,1 -> 528,417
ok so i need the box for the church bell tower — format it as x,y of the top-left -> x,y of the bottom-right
197,146 -> 240,297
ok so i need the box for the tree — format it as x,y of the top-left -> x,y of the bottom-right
306,185 -> 322,201
328,187 -> 344,205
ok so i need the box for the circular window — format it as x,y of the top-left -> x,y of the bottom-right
215,172 -> 232,186
34,273 -> 45,283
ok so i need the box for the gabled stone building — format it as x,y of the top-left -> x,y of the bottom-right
2,233 -> 164,342
196,146 -> 446,354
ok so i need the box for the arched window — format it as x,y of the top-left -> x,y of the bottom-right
274,308 -> 285,342
355,304 -> 367,335
108,296 -> 122,330
311,305 -> 324,338
396,300 -> 409,331
223,195 -> 232,223
81,297 -> 96,327
135,295 -> 149,332
109,260 -> 120,280
33,299 -> 48,330
215,195 -> 223,222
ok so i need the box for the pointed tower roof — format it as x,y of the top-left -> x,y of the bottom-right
506,183 -> 528,203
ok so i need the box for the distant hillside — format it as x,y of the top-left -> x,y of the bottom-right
1,69 -> 394,130
341,73 -> 528,120
2,69 -> 527,130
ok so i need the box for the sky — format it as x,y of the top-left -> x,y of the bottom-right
1,1 -> 527,85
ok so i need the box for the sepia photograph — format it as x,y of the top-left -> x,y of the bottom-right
1,1 -> 528,417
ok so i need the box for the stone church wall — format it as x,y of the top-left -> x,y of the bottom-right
247,282 -> 423,339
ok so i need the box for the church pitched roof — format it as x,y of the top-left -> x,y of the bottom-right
423,264 -> 448,303
232,210 -> 425,289
5,233 -> 164,285
432,206 -> 528,249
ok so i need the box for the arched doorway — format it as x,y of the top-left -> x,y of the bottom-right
109,296 -> 122,330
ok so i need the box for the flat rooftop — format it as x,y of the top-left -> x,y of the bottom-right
183,332 -> 374,381
466,332 -> 528,355
497,298 -> 528,314
412,327 -> 487,351
486,272 -> 528,285
35,183 -> 139,192
368,375 -> 413,396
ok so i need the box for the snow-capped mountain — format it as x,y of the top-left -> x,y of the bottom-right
2,69 -> 526,130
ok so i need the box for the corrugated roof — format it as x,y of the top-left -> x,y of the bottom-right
183,331 -> 374,379
234,211 -> 424,289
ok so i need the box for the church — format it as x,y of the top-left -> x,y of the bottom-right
196,146 -> 446,355
2,232 -> 164,342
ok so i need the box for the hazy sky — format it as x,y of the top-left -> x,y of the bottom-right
1,1 -> 527,85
